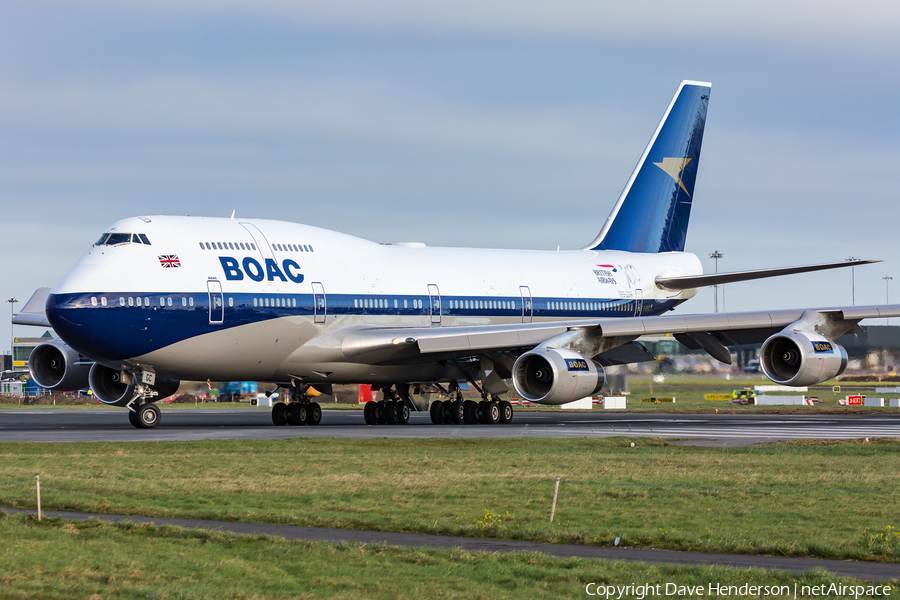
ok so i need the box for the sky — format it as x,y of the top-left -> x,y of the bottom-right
2,1 -> 899,352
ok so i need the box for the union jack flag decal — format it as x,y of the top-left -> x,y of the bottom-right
158,255 -> 181,268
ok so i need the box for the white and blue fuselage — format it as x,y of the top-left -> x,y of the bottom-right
47,215 -> 701,383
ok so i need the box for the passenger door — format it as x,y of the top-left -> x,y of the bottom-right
519,286 -> 533,323
207,279 -> 224,324
312,282 -> 326,324
428,284 -> 441,325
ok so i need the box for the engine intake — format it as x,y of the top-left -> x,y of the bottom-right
760,331 -> 848,386
28,339 -> 91,391
88,364 -> 180,406
512,348 -> 604,405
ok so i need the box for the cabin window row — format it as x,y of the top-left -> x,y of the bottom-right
353,298 -> 423,309
546,301 -> 630,312
448,299 -> 515,310
90,296 -> 195,308
273,243 -> 315,253
198,241 -> 315,253
200,241 -> 257,251
253,297 -> 298,308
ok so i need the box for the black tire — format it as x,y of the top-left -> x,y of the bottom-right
429,400 -> 444,424
463,400 -> 478,425
498,400 -> 513,424
450,399 -> 465,424
364,400 -> 377,425
271,402 -> 288,426
287,403 -> 307,426
383,400 -> 399,425
398,402 -> 410,425
482,400 -> 500,424
137,403 -> 161,429
375,401 -> 386,424
307,402 -> 322,426
128,408 -> 141,428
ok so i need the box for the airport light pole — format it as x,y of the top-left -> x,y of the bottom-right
884,276 -> 893,325
846,257 -> 858,305
6,297 -> 17,364
709,251 -> 724,313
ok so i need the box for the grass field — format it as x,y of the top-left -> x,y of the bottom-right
3,512 -> 889,599
2,437 -> 899,564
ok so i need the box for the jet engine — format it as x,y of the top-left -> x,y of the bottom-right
88,364 -> 180,406
760,331 -> 848,387
28,339 -> 91,391
512,348 -> 605,405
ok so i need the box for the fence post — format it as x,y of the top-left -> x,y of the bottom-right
36,475 -> 41,521
550,478 -> 561,523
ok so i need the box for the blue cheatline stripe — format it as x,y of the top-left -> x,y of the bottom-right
0,478 -> 38,487
559,480 -> 900,494
47,291 -> 685,360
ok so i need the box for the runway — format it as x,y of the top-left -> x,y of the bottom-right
2,407 -> 900,445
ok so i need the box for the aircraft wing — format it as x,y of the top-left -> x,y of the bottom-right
11,287 -> 52,327
340,304 -> 900,365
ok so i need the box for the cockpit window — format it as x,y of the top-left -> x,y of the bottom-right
95,232 -> 151,246
105,233 -> 132,245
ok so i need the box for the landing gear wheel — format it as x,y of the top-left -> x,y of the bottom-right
450,400 -> 465,425
498,400 -> 513,424
307,402 -> 322,426
137,403 -> 161,429
272,402 -> 288,426
463,400 -> 478,424
128,409 -> 140,428
384,400 -> 400,425
364,400 -> 378,425
383,401 -> 400,425
429,400 -> 444,424
287,403 -> 308,426
482,400 -> 500,424
398,402 -> 410,425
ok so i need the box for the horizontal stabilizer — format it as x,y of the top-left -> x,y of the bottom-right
655,259 -> 879,291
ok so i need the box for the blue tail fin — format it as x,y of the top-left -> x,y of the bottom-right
585,80 -> 711,253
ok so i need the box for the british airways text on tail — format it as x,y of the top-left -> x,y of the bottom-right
15,80 -> 894,429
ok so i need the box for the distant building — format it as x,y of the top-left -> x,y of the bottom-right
6,331 -> 54,377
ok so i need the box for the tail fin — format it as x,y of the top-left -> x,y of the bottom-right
584,80 -> 711,253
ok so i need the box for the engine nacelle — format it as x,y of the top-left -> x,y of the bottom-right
760,331 -> 848,387
28,339 -> 92,391
88,364 -> 180,406
512,348 -> 605,405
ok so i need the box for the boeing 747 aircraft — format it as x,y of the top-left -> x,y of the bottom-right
14,80 -> 898,428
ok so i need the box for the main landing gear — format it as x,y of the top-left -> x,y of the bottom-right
429,392 -> 513,425
271,384 -> 322,427
428,378 -> 514,426
363,384 -> 413,425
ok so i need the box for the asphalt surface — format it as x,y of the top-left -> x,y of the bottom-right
2,507 -> 896,582
2,407 -> 900,445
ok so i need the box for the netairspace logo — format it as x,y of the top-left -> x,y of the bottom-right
584,582 -> 893,599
